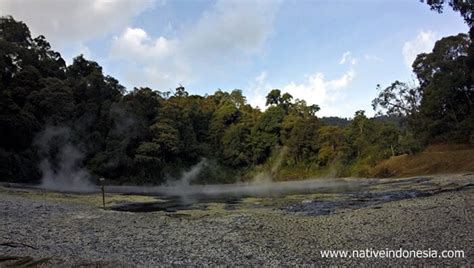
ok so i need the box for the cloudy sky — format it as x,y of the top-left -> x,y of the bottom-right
0,0 -> 468,117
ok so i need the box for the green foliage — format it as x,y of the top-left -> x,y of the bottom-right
372,81 -> 421,118
374,33 -> 473,144
0,14 -> 472,184
222,123 -> 253,167
317,125 -> 346,165
256,106 -> 286,133
422,0 -> 473,27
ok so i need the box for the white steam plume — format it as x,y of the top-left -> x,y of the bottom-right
34,126 -> 95,192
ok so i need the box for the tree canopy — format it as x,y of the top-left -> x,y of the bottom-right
0,9 -> 472,184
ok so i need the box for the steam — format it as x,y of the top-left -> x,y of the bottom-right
252,146 -> 288,184
166,158 -> 208,187
34,126 -> 95,192
103,104 -> 139,170
110,104 -> 137,137
106,147 -> 367,201
108,178 -> 368,200
271,146 -> 288,174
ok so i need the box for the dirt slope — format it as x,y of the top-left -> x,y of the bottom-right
372,144 -> 474,177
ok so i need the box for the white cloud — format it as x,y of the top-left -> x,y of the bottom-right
183,0 -> 278,60
110,27 -> 175,62
255,71 -> 267,85
109,26 -> 191,89
339,51 -> 351,64
364,54 -> 383,62
282,69 -> 355,116
339,51 -> 357,65
108,0 -> 280,90
0,0 -> 155,47
402,30 -> 436,69
248,67 -> 355,116
247,52 -> 357,114
249,71 -> 272,109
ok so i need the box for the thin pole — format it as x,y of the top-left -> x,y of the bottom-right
100,177 -> 105,208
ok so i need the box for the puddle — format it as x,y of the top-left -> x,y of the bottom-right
284,189 -> 430,215
110,195 -> 242,213
4,176 -> 472,215
108,179 -> 368,213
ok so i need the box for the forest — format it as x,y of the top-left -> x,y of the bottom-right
0,1 -> 472,185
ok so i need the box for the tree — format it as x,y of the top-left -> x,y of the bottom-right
317,125 -> 346,165
372,81 -> 422,118
421,0 -> 474,91
413,34 -> 470,87
0,16 -> 67,182
222,123 -> 253,167
284,119 -> 319,164
265,89 -> 295,111
174,85 -> 189,97
421,0 -> 473,28
290,99 -> 320,118
374,33 -> 473,143
265,89 -> 282,106
414,34 -> 473,142
229,89 -> 247,108
255,106 -> 286,134
28,78 -> 75,125
5,14 -> 468,185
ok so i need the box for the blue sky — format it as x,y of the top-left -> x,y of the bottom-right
0,0 -> 468,117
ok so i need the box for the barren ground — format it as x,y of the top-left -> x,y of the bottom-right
0,174 -> 473,266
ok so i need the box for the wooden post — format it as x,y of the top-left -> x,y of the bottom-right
100,177 -> 105,208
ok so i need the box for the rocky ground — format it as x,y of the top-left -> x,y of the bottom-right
0,174 -> 473,266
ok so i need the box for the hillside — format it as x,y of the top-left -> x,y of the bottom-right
372,144 -> 474,177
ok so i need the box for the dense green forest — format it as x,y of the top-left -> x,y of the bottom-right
0,1 -> 472,185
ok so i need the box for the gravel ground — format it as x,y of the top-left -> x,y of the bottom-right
0,174 -> 473,266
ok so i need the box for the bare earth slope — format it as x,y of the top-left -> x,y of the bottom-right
373,145 -> 474,177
